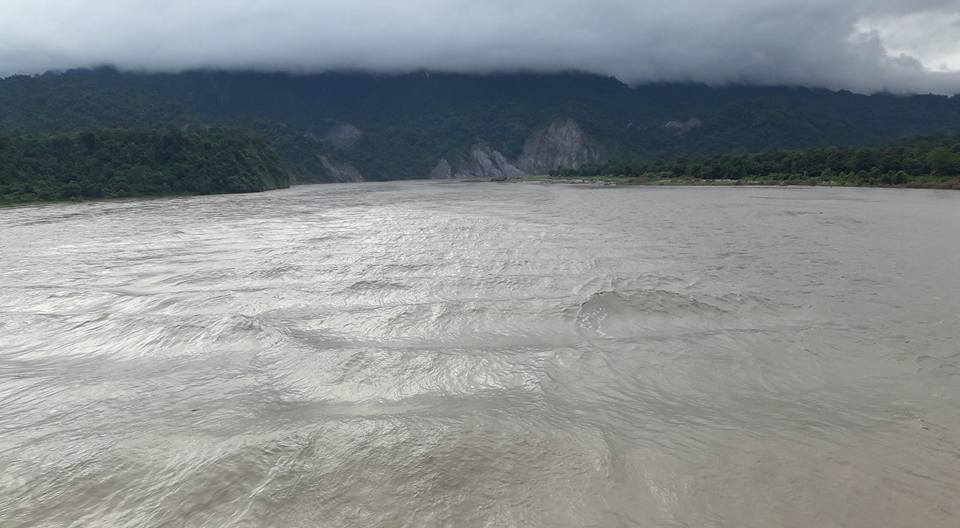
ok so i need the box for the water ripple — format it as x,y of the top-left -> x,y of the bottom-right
1,183 -> 959,527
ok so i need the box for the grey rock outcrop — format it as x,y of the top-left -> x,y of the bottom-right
320,156 -> 365,182
323,123 -> 364,148
518,119 -> 603,174
428,118 -> 603,179
438,144 -> 525,179
430,158 -> 454,179
461,144 -> 525,178
663,118 -> 703,135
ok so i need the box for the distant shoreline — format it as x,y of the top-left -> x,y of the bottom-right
5,177 -> 959,208
488,175 -> 960,190
0,188 -> 278,209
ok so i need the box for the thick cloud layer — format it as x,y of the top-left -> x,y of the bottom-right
2,0 -> 959,94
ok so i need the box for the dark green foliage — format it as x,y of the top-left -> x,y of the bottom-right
0,128 -> 291,205
552,136 -> 960,188
0,70 -> 196,132
2,68 -> 960,182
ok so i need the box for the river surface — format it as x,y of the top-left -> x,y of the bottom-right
1,182 -> 959,527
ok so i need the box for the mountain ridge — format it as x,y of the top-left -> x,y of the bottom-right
2,68 -> 960,182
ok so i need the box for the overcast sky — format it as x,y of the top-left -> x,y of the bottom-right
2,0 -> 959,94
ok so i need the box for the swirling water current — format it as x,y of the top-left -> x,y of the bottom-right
1,182 -> 959,528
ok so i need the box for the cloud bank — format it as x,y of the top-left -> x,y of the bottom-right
2,0 -> 959,94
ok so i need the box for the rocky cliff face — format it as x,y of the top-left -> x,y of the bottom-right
437,144 -> 526,179
323,123 -> 364,148
663,118 -> 703,135
432,118 -> 604,179
320,156 -> 365,182
517,119 -> 603,174
462,145 -> 526,178
429,158 -> 454,179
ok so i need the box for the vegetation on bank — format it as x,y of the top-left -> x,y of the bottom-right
4,69 -> 960,182
0,128 -> 292,205
2,70 -> 960,194
549,136 -> 960,188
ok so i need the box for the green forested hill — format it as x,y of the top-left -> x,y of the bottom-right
0,128 -> 291,205
553,136 -> 960,188
2,68 -> 960,182
0,72 -> 196,132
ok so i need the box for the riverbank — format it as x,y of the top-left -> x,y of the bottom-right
0,188 -> 281,209
493,175 -> 960,190
0,129 -> 292,206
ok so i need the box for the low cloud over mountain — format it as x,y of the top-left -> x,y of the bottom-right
2,0 -> 959,94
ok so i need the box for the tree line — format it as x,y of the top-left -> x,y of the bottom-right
0,128 -> 292,205
551,136 -> 960,188
5,69 -> 960,183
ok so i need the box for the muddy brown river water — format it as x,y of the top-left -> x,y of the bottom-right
1,182 -> 959,527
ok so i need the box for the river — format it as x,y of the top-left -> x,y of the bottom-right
1,182 -> 959,527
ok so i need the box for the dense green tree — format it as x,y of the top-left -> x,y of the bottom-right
553,136 -> 960,188
2,69 -> 960,182
927,148 -> 960,176
0,128 -> 291,205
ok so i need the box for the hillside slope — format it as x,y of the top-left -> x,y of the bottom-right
0,128 -> 291,204
2,69 -> 959,182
